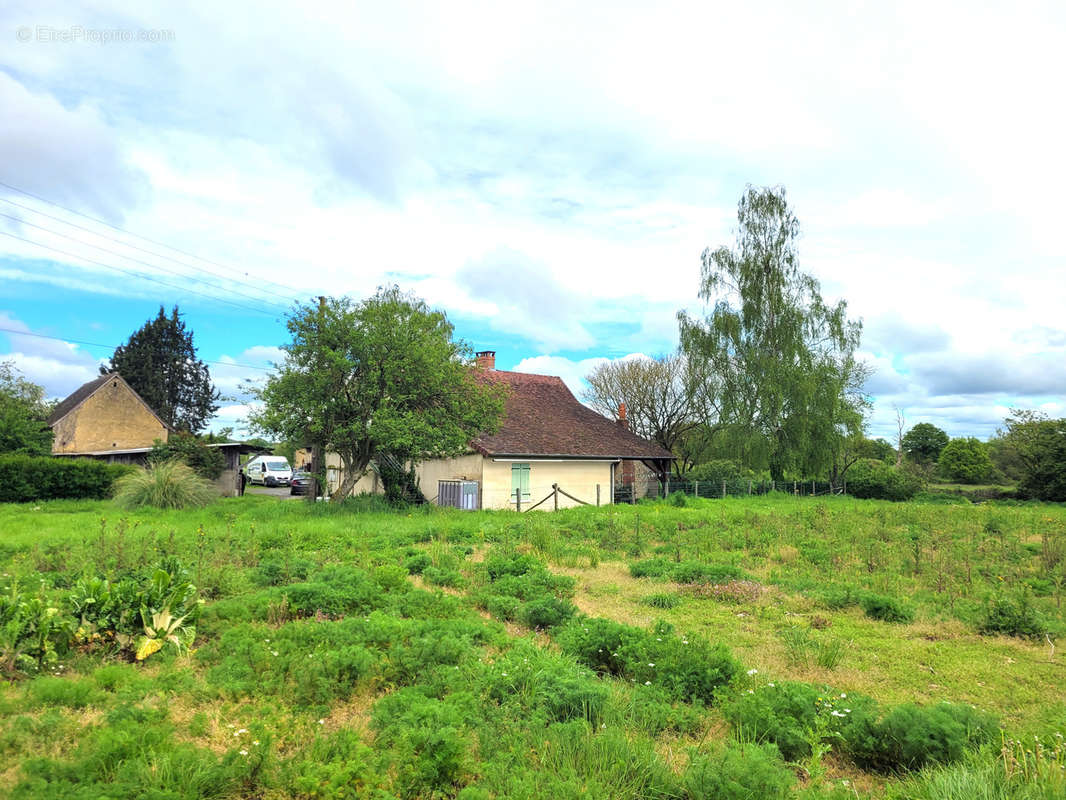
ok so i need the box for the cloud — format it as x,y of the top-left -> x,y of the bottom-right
0,72 -> 147,222
456,248 -> 596,352
908,352 -> 1066,398
0,311 -> 105,398
511,352 -> 652,401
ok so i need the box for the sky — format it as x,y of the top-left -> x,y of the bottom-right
1,1 -> 1064,442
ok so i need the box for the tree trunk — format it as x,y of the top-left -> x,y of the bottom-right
331,454 -> 369,503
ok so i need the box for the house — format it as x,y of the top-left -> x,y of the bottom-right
48,373 -> 171,464
415,351 -> 675,510
48,373 -> 262,496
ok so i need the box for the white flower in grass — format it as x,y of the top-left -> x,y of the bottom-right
648,663 -> 655,667
318,719 -> 325,725
747,668 -> 758,676
239,749 -> 248,756
644,681 -> 652,685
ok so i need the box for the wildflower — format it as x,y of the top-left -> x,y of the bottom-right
748,689 -> 755,694
239,749 -> 248,756
501,672 -> 507,677
238,728 -> 248,734
768,682 -> 775,687
318,719 -> 325,725
253,740 -> 259,746
644,681 -> 652,685
840,693 -> 847,698
648,662 -> 655,667
747,668 -> 758,676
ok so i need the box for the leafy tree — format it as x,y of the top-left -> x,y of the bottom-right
902,422 -> 949,464
148,433 -> 226,479
937,437 -> 992,484
0,361 -> 53,456
252,287 -> 506,502
1002,410 -> 1066,501
678,185 -> 866,482
102,306 -> 220,433
582,353 -> 711,474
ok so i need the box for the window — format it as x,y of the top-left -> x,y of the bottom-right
511,463 -> 530,501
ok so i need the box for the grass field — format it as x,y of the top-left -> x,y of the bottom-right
2,493 -> 1065,798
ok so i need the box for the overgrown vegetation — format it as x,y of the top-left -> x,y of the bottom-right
1,493 -> 1064,799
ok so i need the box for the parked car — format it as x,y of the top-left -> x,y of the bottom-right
289,471 -> 314,496
245,456 -> 293,487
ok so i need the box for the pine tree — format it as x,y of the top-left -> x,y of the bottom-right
103,306 -> 220,433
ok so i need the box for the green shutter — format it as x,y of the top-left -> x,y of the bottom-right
511,463 -> 530,500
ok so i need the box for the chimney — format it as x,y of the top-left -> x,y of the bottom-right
617,402 -> 628,430
475,350 -> 496,370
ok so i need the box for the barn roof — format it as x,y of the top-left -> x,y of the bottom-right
47,373 -> 171,431
471,370 -> 675,460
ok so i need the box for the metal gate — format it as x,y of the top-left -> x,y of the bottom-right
438,480 -> 480,510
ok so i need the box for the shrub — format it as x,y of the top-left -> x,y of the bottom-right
684,742 -> 794,800
845,702 -> 998,772
684,459 -> 748,486
0,454 -> 131,502
670,561 -> 746,585
722,682 -> 877,762
667,491 -> 688,507
148,432 -> 226,479
283,567 -> 386,619
557,617 -> 738,705
846,459 -> 923,501
112,459 -> 217,510
630,558 -> 746,585
980,591 -> 1047,639
372,691 -> 472,796
937,438 -> 993,485
519,596 -> 575,629
404,552 -> 432,575
642,592 -> 681,609
630,558 -> 674,579
252,558 -> 315,586
422,565 -> 466,589
861,592 -> 915,624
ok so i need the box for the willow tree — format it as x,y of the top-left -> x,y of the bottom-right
252,287 -> 505,502
678,186 -> 865,482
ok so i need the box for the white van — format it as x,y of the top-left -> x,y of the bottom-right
245,456 -> 293,487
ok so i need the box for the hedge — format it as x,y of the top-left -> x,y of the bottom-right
0,454 -> 134,502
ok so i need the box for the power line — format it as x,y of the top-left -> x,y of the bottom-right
0,179 -> 308,302
0,211 -> 292,314
0,196 -> 300,308
0,229 -> 283,318
1,180 -> 309,302
0,326 -> 276,372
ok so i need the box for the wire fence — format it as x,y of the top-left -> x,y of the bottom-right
612,477 -> 844,504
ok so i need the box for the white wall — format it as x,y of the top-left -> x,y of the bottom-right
482,459 -> 613,510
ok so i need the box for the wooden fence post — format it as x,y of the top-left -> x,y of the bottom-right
793,481 -> 797,495
553,483 -> 558,511
722,479 -> 726,499
748,479 -> 752,496
515,488 -> 521,513
596,484 -> 600,506
694,480 -> 699,498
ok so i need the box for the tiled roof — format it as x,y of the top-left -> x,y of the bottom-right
46,374 -> 112,426
471,370 -> 674,460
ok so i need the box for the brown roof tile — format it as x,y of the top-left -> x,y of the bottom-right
471,370 -> 674,460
